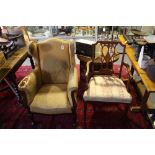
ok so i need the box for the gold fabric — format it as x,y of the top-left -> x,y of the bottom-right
83,75 -> 132,103
68,40 -> 76,67
18,38 -> 78,114
38,38 -> 70,84
30,84 -> 72,114
18,67 -> 42,105
67,66 -> 78,106
29,42 -> 40,66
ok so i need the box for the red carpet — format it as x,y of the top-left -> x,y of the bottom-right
0,65 -> 152,129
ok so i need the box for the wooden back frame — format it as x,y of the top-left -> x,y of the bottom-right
85,40 -> 132,91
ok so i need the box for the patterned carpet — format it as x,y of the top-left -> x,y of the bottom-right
0,65 -> 152,129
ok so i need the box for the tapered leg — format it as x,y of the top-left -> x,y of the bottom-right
84,102 -> 87,129
71,91 -> 77,128
72,106 -> 77,128
28,110 -> 37,128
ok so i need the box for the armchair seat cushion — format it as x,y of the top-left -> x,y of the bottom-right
30,84 -> 72,114
83,75 -> 132,104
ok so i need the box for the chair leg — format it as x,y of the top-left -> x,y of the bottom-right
72,106 -> 77,128
27,109 -> 37,128
84,102 -> 87,129
125,104 -> 130,115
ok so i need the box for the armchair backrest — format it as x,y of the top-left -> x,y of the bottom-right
91,41 -> 126,77
30,38 -> 75,84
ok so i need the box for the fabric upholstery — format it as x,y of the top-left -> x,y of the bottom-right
18,38 -> 77,115
18,67 -> 42,105
30,84 -> 72,114
83,75 -> 132,103
69,40 -> 76,67
29,41 -> 40,66
67,66 -> 78,106
38,38 -> 71,84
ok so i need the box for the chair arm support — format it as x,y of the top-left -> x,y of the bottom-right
122,62 -> 133,80
122,62 -> 133,91
86,60 -> 93,77
84,60 -> 93,91
18,67 -> 42,106
67,66 -> 78,106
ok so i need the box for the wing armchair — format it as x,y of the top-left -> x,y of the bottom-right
18,38 -> 78,126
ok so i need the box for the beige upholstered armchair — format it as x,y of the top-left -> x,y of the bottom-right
18,38 -> 78,125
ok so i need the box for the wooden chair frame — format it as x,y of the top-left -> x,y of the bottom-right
83,40 -> 133,128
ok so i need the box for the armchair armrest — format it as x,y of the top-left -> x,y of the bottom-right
67,66 -> 78,106
86,60 -> 93,77
122,62 -> 133,80
18,67 -> 42,106
122,62 -> 133,91
84,60 -> 93,90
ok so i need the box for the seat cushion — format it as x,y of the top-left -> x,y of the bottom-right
30,84 -> 72,114
83,75 -> 132,104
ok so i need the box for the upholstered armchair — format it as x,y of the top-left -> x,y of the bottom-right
83,41 -> 132,128
18,38 -> 78,125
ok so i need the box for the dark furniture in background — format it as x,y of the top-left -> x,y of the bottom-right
0,47 -> 31,103
0,27 -> 35,103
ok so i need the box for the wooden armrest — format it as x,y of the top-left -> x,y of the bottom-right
85,60 -> 92,77
122,62 -> 133,91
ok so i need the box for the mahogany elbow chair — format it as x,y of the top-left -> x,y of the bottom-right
83,40 -> 133,128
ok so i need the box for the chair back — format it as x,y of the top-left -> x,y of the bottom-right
30,38 -> 75,84
91,41 -> 126,77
